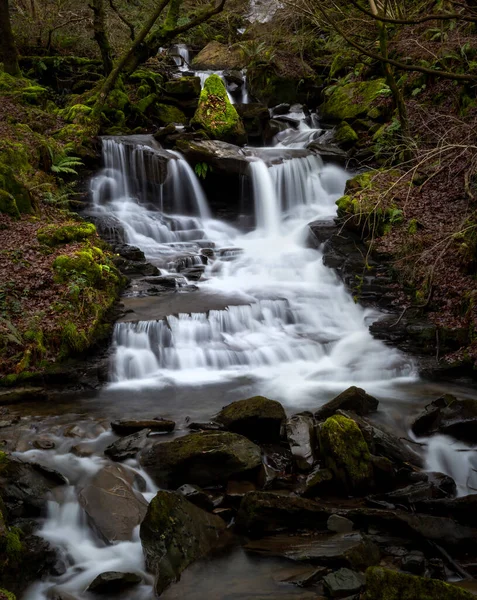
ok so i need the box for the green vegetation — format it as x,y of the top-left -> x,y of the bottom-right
37,222 -> 96,246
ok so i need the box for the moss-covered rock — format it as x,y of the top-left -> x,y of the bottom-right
37,222 -> 96,246
192,74 -> 246,144
140,490 -> 229,595
164,77 -> 201,97
334,121 -> 359,148
140,430 -> 262,487
319,415 -> 373,494
320,79 -> 390,122
153,103 -> 187,125
0,191 -> 20,219
20,86 -> 49,106
216,396 -> 286,442
0,141 -> 33,214
364,567 -> 475,600
191,41 -> 243,70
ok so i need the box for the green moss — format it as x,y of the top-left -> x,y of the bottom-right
154,103 -> 187,125
192,74 -> 246,144
37,222 -> 96,246
334,121 -> 358,147
364,567 -> 475,600
0,589 -> 16,600
20,86 -> 48,106
58,104 -> 93,124
137,94 -> 158,114
53,250 -> 103,286
5,530 -> 22,557
60,321 -> 89,353
319,414 -> 372,493
320,79 -> 389,121
164,77 -> 201,97
0,191 -> 20,219
408,219 -> 418,234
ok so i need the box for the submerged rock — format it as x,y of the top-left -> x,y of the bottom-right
140,431 -> 262,487
411,394 -> 477,443
140,490 -> 229,595
315,387 -> 379,421
78,464 -> 147,543
236,491 -> 331,536
216,396 -> 286,443
87,571 -> 142,594
364,566 -> 475,600
319,415 -> 373,494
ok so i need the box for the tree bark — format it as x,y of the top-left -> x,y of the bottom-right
91,0 -> 114,75
0,0 -> 21,76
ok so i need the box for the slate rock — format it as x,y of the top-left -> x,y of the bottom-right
87,571 -> 142,594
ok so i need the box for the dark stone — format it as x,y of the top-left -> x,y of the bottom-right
140,431 -> 262,487
286,413 -> 316,471
175,139 -> 250,175
236,491 -> 331,536
111,418 -> 175,435
0,454 -> 66,517
323,568 -> 365,598
411,493 -> 477,527
308,142 -> 349,166
87,571 -> 142,594
412,395 -> 477,443
176,484 -> 214,511
112,244 -> 145,262
223,70 -> 244,86
314,387 -> 379,421
78,464 -> 148,543
235,103 -> 270,139
164,77 -> 201,98
303,467 -> 334,497
187,420 -> 225,431
274,564 -> 327,587
328,515 -> 354,534
244,532 -> 380,570
401,550 -> 426,575
112,256 -> 159,277
367,472 -> 456,508
270,103 -> 291,116
215,396 -> 286,443
104,428 -> 150,461
0,387 -> 48,405
33,438 -> 56,450
140,490 -> 230,595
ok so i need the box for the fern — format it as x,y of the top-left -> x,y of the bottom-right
48,146 -> 83,175
194,162 -> 209,179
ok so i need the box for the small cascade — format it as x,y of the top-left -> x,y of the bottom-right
171,43 -> 190,70
249,160 -> 281,235
424,435 -> 477,496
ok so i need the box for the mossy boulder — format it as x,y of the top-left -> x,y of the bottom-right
192,74 -> 246,144
364,567 -> 475,600
191,41 -> 243,70
164,77 -> 201,98
20,86 -> 49,106
0,191 -> 20,219
140,490 -> 229,595
319,415 -> 373,494
53,247 -> 118,287
216,396 -> 286,442
320,79 -> 390,122
37,222 -> 96,246
140,430 -> 262,487
0,142 -> 33,214
334,121 -> 358,148
152,103 -> 187,125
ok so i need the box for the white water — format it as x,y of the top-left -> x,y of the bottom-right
103,134 -> 415,403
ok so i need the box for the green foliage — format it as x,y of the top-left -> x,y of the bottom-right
48,146 -> 83,176
194,162 -> 209,179
37,222 -> 96,246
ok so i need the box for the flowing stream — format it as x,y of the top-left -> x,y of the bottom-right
17,115 -> 477,599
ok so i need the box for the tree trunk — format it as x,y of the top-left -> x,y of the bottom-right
91,0 -> 114,75
0,0 -> 21,76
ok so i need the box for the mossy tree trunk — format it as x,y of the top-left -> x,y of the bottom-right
93,0 -> 227,113
91,0 -> 114,75
0,0 -> 21,76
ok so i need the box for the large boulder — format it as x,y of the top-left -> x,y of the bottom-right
191,41 -> 243,70
319,415 -> 373,495
234,103 -> 270,141
164,77 -> 201,98
104,429 -> 150,461
86,572 -> 142,595
364,566 -> 475,600
191,74 -> 246,145
78,464 -> 147,543
140,431 -> 262,487
236,491 -> 331,536
175,139 -> 250,175
411,394 -> 477,443
0,453 -> 66,517
320,79 -> 390,122
315,387 -> 378,421
140,490 -> 229,595
216,396 -> 286,443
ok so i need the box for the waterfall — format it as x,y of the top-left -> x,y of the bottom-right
249,160 -> 281,235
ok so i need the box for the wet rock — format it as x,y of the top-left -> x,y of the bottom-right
286,413 -> 316,471
328,515 -> 354,534
78,464 -> 147,543
273,564 -> 327,587
191,41 -> 243,70
365,566 -> 475,600
33,438 -> 56,450
140,431 -> 262,487
63,425 -> 85,438
87,571 -> 142,594
367,472 -> 456,508
412,394 -> 477,443
104,428 -> 150,461
315,387 -> 379,421
236,491 -> 331,536
176,139 -> 250,175
0,454 -> 66,517
411,493 -> 477,527
112,256 -> 159,277
216,396 -> 286,443
112,244 -> 145,262
235,103 -> 270,140
187,420 -> 225,431
223,70 -> 244,87
111,418 -> 175,435
323,568 -> 364,598
71,441 -> 95,457
140,490 -> 229,595
270,103 -> 291,116
307,143 -> 349,166
401,550 -> 425,575
164,77 -> 201,98
303,467 -> 334,497
46,587 -> 80,600
176,484 -> 215,511
318,415 -> 373,495
244,532 -> 379,570
0,387 -> 48,405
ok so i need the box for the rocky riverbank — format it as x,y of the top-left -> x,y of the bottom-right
1,389 -> 477,599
